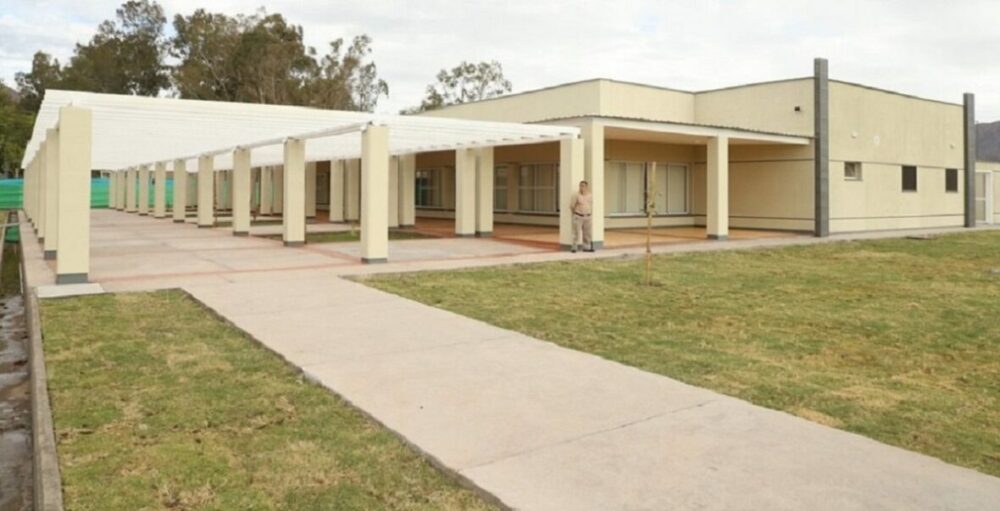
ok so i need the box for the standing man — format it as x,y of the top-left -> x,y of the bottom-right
569,180 -> 594,253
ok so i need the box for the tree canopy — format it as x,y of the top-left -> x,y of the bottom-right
13,1 -> 389,113
408,60 -> 512,113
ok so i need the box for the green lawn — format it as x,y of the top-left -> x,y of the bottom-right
367,231 -> 1000,477
41,290 -> 496,511
261,229 -> 436,244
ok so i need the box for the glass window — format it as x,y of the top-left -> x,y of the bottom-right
845,162 -> 862,181
607,161 -> 687,215
945,168 -> 958,193
517,164 -> 559,212
902,165 -> 917,192
416,168 -> 443,207
494,166 -> 508,211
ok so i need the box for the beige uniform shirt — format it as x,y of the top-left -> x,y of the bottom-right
571,192 -> 593,215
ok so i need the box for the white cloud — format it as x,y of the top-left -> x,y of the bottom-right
1,0 -> 999,120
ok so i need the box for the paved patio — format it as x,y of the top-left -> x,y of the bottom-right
21,209 -> 1000,510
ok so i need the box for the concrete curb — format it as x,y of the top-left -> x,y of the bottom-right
178,288 -> 513,511
19,211 -> 65,511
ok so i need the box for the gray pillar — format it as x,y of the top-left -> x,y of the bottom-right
813,57 -> 830,238
964,93 -> 976,228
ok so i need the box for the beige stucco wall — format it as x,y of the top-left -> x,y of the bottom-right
694,79 -> 814,136
420,81 -> 601,123
829,81 -> 965,232
600,81 -> 695,123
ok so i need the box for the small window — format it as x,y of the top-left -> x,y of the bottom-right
844,162 -> 862,181
902,165 -> 917,192
945,168 -> 959,193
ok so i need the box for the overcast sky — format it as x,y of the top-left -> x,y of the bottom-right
2,0 -> 999,120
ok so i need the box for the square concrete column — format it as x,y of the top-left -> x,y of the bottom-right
329,160 -> 345,222
361,126 -> 389,263
55,106 -> 92,284
476,147 -> 494,236
153,162 -> 167,218
707,136 -> 729,240
455,148 -> 476,237
583,121 -> 605,248
345,159 -> 360,221
283,139 -> 306,246
400,153 -> 416,227
232,148 -> 252,236
43,130 -> 59,258
172,160 -> 187,222
126,168 -> 138,212
259,166 -> 273,215
559,137 -> 585,250
118,170 -> 127,211
107,171 -> 116,210
388,156 -> 399,228
138,165 -> 150,215
305,162 -> 317,218
197,155 -> 214,227
37,143 -> 47,241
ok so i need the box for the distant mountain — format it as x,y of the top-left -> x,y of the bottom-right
978,121 -> 1000,162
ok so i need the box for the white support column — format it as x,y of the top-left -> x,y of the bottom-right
138,164 -> 150,215
233,148 -> 252,236
454,148 -> 476,237
197,155 -> 214,227
583,121 -> 605,249
37,145 -> 47,240
329,160 -> 345,222
388,156 -> 399,228
172,160 -> 187,222
476,147 -> 494,236
361,126 -> 389,263
55,106 -> 92,284
559,137 -> 585,250
43,130 -> 59,258
707,136 -> 729,240
117,170 -> 126,211
260,166 -> 273,215
125,168 -> 137,212
345,159 -> 360,221
153,162 -> 167,218
305,162 -> 317,218
400,153 -> 416,227
107,171 -> 116,210
283,139 -> 306,246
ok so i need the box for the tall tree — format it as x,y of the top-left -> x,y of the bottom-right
61,0 -> 170,96
172,9 -> 388,111
0,81 -> 33,176
409,60 -> 512,113
14,51 -> 63,113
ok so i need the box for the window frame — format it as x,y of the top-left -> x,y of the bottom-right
605,160 -> 691,217
415,167 -> 445,208
494,165 -> 510,212
516,163 -> 560,214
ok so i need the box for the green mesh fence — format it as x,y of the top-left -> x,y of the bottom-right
0,178 -> 176,210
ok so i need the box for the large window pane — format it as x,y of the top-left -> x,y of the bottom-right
494,166 -> 508,211
666,165 -> 688,214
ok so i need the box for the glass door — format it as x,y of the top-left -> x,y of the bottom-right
975,172 -> 991,224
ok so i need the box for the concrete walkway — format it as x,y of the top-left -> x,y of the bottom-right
23,210 -> 1000,510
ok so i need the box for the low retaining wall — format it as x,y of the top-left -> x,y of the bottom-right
20,211 -> 64,511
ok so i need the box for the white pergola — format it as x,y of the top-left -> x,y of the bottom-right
21,90 -> 584,284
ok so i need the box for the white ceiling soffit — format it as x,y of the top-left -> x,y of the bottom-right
23,90 -> 580,171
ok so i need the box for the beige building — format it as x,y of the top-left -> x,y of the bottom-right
18,58 -> 993,285
408,59 -> 987,246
